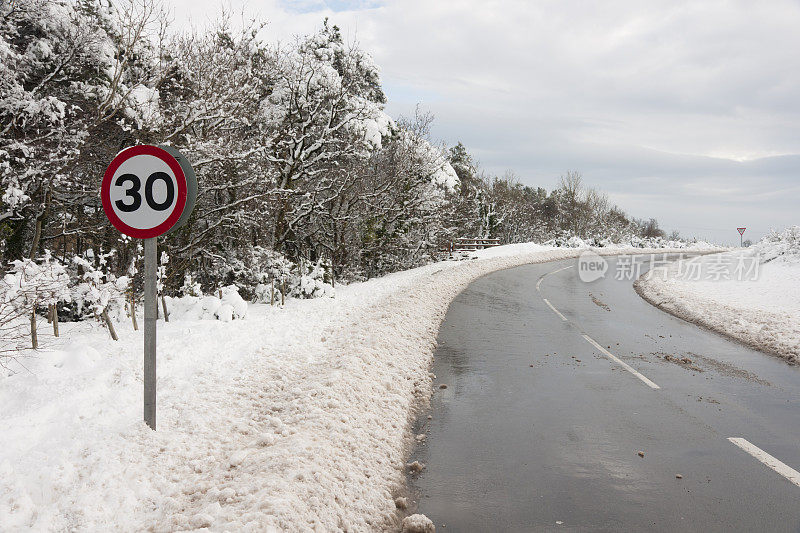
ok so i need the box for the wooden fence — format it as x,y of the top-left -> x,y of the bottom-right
438,237 -> 501,260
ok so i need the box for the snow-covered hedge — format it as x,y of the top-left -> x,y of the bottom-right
1,252 -> 71,356
750,225 -> 800,264
543,233 -> 715,250
165,285 -> 248,322
211,246 -> 334,302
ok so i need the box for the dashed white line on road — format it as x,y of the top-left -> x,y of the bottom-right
543,298 -> 568,321
536,264 -> 574,292
537,262 -> 659,390
728,438 -> 800,488
582,334 -> 661,390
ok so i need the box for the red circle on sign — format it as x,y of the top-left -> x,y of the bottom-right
101,145 -> 187,239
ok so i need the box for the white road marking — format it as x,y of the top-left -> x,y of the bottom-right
727,438 -> 800,488
582,334 -> 661,390
537,262 -> 659,391
536,264 -> 574,292
543,298 -> 568,321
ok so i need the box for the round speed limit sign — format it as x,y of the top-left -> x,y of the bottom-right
101,145 -> 190,239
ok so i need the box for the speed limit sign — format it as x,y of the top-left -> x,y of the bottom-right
101,144 -> 197,431
101,145 -> 191,238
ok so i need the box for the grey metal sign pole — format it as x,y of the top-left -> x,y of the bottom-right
102,145 -> 197,431
144,236 -> 157,430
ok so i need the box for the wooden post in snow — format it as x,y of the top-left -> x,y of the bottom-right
30,307 -> 38,349
161,294 -> 169,323
130,293 -> 138,331
52,304 -> 59,337
101,308 -> 118,341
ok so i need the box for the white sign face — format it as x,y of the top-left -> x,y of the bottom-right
108,154 -> 178,229
101,145 -> 187,239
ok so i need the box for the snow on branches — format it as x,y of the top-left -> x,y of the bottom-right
1,3 -> 665,316
1,250 -> 70,358
72,249 -> 129,327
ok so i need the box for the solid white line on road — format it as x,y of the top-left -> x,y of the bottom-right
536,264 -> 574,292
582,334 -> 661,390
543,298 -> 568,321
727,438 -> 800,489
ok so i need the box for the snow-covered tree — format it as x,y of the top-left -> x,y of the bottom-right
0,5 -> 664,307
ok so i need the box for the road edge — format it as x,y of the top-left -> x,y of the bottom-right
395,246 -> 722,528
633,260 -> 800,366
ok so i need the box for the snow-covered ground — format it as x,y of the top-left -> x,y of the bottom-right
637,227 -> 800,364
1,242 -> 717,532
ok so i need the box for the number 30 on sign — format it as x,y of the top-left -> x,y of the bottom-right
101,145 -> 195,239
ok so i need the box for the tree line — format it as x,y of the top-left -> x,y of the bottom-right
1,0 -> 671,307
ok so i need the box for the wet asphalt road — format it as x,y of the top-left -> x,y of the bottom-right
408,255 -> 800,532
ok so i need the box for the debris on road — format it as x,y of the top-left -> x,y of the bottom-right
590,293 -> 611,311
637,451 -> 645,457
408,461 -> 426,474
402,513 -> 435,533
660,353 -> 704,372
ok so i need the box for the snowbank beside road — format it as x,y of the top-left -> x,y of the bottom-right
1,242 -> 718,531
636,227 -> 800,364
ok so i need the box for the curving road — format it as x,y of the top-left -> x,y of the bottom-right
408,255 -> 800,532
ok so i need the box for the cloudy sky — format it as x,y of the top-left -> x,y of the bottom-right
167,0 -> 800,244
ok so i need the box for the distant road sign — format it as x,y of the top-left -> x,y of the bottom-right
737,227 -> 746,235
101,145 -> 188,239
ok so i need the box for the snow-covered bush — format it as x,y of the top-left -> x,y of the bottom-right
0,251 -> 71,358
543,232 -> 589,248
294,260 -> 335,299
72,250 -> 129,319
752,226 -> 800,264
217,247 -> 334,303
180,272 -> 202,297
543,231 -> 710,250
213,247 -> 294,301
217,285 -> 248,321
2,252 -> 71,309
157,251 -> 169,294
165,285 -> 247,322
